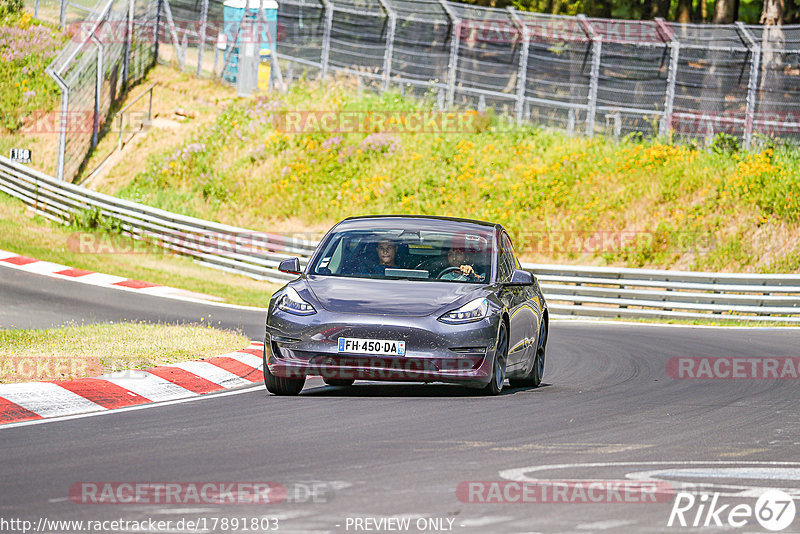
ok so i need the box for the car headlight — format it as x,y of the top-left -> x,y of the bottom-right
277,287 -> 316,316
438,297 -> 489,324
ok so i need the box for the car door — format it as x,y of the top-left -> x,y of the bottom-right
497,232 -> 534,369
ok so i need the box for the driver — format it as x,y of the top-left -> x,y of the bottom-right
440,239 -> 485,282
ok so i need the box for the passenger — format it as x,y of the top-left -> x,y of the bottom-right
376,239 -> 398,269
361,239 -> 397,276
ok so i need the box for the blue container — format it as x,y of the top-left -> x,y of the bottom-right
221,0 -> 278,83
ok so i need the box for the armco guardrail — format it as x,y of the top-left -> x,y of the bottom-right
1,156 -> 799,322
0,156 -> 316,284
527,264 -> 800,323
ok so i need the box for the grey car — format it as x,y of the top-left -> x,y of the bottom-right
263,215 -> 548,395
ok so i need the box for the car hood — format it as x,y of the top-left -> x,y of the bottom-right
303,276 -> 483,317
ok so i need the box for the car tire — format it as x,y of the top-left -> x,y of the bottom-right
509,321 -> 546,388
323,379 -> 355,387
482,321 -> 508,396
263,343 -> 305,395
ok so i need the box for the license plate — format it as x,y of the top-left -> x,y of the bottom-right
337,337 -> 406,356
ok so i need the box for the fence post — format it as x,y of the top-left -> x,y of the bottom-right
91,35 -> 104,148
578,15 -> 600,137
34,0 -> 39,19
655,18 -> 678,138
376,0 -> 396,92
507,7 -> 529,124
59,0 -> 66,28
257,5 -> 285,91
162,0 -> 185,68
197,0 -> 209,76
736,22 -> 761,150
123,0 -> 134,86
320,0 -> 333,80
154,0 -> 162,63
48,70 -> 69,182
438,0 -> 460,109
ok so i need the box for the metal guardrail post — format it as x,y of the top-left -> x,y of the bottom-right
91,35 -> 104,148
197,0 -> 209,76
507,7 -> 530,124
376,0 -> 396,92
655,18 -> 678,138
48,70 -> 69,182
438,0 -> 460,110
578,15 -> 600,137
320,0 -> 334,80
736,22 -> 761,150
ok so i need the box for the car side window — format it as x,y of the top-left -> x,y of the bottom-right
498,233 -> 516,283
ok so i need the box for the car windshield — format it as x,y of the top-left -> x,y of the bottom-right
308,223 -> 494,284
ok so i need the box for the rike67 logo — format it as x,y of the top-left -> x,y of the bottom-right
668,489 -> 796,531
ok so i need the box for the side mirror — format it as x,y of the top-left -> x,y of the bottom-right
506,269 -> 533,286
278,257 -> 301,275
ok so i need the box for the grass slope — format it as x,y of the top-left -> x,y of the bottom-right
100,76 -> 800,273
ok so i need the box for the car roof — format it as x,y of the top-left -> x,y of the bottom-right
341,214 -> 501,230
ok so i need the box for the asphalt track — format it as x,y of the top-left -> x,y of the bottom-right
2,266 -> 800,533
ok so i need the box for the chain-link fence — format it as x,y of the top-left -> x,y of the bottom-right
268,2 -> 800,149
36,0 -> 156,181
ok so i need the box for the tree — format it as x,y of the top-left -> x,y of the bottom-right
677,0 -> 693,22
713,0 -> 739,22
759,0 -> 785,126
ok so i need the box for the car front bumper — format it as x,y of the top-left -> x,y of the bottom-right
265,311 -> 501,388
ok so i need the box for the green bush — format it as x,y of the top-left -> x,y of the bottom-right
0,0 -> 23,18
0,14 -> 67,132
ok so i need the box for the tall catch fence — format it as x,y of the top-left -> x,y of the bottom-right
38,0 -> 157,182
273,2 -> 800,148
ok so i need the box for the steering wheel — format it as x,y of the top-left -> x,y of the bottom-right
437,266 -> 466,279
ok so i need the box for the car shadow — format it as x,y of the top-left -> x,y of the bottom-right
299,382 -> 551,398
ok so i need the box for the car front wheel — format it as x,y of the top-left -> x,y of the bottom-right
482,322 -> 508,396
509,321 -> 546,388
263,343 -> 305,395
